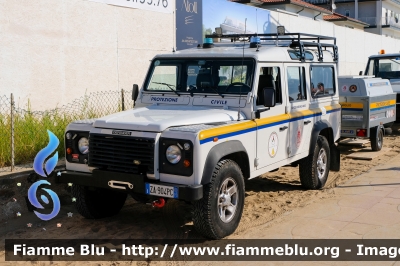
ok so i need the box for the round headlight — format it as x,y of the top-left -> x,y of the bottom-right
166,145 -> 181,164
78,137 -> 89,154
66,132 -> 72,139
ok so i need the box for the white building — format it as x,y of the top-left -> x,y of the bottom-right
304,0 -> 400,38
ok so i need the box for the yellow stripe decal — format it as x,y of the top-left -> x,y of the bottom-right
199,121 -> 256,141
370,100 -> 396,110
199,104 -> 341,144
340,102 -> 364,109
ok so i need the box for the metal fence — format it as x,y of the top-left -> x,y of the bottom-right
0,89 -> 133,173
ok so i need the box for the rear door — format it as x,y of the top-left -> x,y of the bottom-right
285,64 -> 312,156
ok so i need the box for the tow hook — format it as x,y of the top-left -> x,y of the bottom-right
151,198 -> 166,208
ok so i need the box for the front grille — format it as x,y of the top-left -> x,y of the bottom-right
89,133 -> 155,174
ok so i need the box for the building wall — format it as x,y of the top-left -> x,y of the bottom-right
335,5 -> 356,18
2,1 -> 400,110
0,0 -> 174,110
330,20 -> 365,31
358,2 -> 377,18
283,6 -> 324,19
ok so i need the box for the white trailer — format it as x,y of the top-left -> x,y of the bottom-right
338,76 -> 396,151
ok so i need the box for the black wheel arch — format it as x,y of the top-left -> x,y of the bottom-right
310,120 -> 340,172
309,120 -> 334,152
201,140 -> 250,184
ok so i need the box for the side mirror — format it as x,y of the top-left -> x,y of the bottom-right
263,88 -> 276,107
359,71 -> 363,76
132,84 -> 139,102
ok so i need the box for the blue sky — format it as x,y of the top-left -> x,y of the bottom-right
203,0 -> 270,34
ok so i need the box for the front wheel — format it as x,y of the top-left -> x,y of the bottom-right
299,135 -> 330,189
71,185 -> 127,219
192,159 -> 245,239
370,127 -> 383,151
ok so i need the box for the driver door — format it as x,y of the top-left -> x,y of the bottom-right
255,64 -> 290,170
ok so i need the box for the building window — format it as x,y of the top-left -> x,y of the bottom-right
345,10 -> 350,17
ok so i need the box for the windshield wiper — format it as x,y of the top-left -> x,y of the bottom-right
152,82 -> 180,96
209,86 -> 224,98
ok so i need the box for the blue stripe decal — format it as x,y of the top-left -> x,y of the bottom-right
200,127 -> 257,144
342,108 -> 363,111
327,108 -> 341,114
200,108 -> 341,145
371,105 -> 395,112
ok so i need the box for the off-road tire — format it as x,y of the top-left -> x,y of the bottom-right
71,185 -> 127,219
370,127 -> 383,151
299,135 -> 330,189
192,159 -> 245,239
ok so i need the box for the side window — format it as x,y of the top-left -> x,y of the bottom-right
310,66 -> 335,98
287,67 -> 306,102
257,67 -> 282,106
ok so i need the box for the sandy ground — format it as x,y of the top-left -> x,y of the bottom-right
1,124 -> 400,266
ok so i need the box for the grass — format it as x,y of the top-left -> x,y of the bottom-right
0,90 -> 133,169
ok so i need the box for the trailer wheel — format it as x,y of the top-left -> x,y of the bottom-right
370,127 -> 383,151
72,185 -> 127,219
192,159 -> 245,239
299,135 -> 330,189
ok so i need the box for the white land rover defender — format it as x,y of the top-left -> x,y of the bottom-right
57,33 -> 341,239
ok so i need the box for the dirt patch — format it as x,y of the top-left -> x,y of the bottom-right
1,124 -> 400,265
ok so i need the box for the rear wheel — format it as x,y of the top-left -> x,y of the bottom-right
370,127 -> 383,151
299,135 -> 330,189
192,159 -> 245,239
72,185 -> 127,219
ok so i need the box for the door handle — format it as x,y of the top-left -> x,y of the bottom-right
304,120 -> 312,125
279,126 -> 288,131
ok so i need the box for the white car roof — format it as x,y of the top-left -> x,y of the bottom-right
368,53 -> 400,59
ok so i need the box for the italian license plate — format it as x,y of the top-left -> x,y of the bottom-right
145,183 -> 179,199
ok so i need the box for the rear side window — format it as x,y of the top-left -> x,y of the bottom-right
310,66 -> 335,98
288,50 -> 314,61
287,67 -> 306,102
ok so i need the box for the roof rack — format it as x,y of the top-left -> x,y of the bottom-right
205,32 -> 338,62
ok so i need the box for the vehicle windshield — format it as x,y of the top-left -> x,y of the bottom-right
366,56 -> 400,80
144,58 -> 255,95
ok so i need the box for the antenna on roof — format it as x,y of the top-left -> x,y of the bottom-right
256,9 -> 260,52
237,18 -> 247,122
256,9 -> 258,36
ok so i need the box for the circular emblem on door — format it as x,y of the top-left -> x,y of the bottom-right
268,132 -> 279,158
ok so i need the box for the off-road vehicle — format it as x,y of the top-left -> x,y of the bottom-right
363,52 -> 400,121
57,32 -> 341,239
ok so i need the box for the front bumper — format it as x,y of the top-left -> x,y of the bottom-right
55,169 -> 203,201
